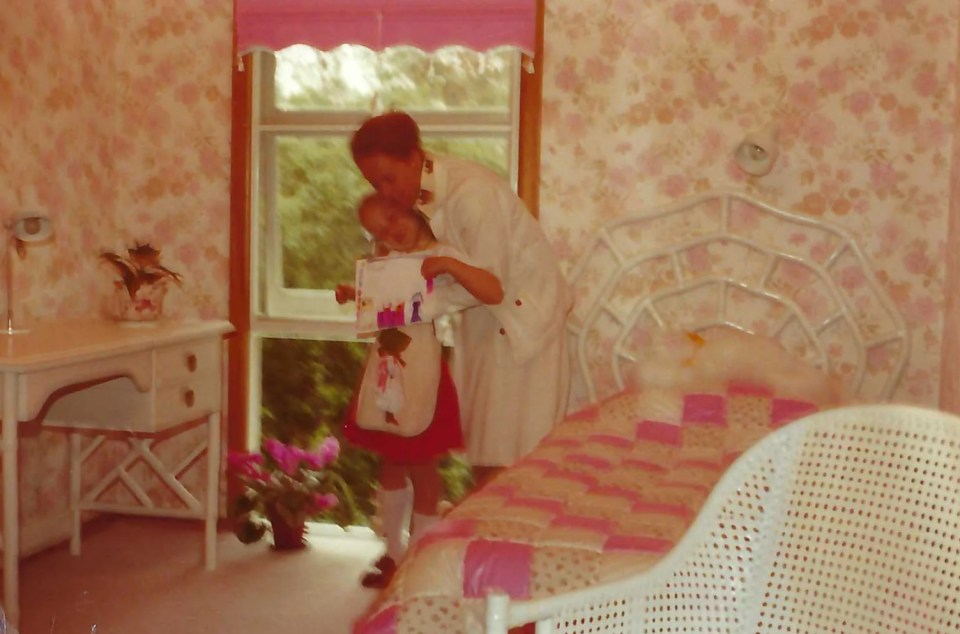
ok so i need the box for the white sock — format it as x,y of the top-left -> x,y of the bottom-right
378,486 -> 412,561
409,511 -> 441,548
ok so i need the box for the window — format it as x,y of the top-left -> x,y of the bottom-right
246,45 -> 524,449
239,45 -> 526,523
252,46 -> 521,328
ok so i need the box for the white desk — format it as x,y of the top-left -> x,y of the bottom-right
0,319 -> 233,625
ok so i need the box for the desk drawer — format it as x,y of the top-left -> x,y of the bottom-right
20,350 -> 153,423
44,375 -> 221,433
154,377 -> 221,429
155,340 -> 221,387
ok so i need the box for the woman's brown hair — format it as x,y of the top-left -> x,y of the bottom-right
350,111 -> 422,162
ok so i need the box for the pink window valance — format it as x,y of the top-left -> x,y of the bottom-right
235,0 -> 537,56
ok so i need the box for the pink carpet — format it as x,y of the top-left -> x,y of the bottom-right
17,516 -> 383,633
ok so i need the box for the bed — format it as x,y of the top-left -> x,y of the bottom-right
352,190 -> 909,634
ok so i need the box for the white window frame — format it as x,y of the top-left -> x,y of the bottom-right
246,48 -> 524,445
248,49 -> 523,342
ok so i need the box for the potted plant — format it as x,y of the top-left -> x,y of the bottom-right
99,241 -> 183,321
227,436 -> 355,550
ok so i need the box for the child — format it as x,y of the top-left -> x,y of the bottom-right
337,192 -> 503,588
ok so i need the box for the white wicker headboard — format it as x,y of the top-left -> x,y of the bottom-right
565,190 -> 908,406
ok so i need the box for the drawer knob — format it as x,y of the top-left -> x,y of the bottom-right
183,389 -> 196,407
186,353 -> 198,372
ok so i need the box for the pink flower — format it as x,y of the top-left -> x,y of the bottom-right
685,244 -> 711,273
584,57 -> 614,83
870,162 -> 899,192
788,81 -> 819,111
693,73 -> 721,104
904,295 -> 938,327
912,66 -> 939,98
800,113 -> 837,147
227,452 -> 267,481
659,173 -> 689,198
915,118 -> 948,150
846,91 -> 874,117
780,261 -> 814,287
263,438 -> 301,476
903,244 -> 931,275
555,58 -> 580,93
312,493 -> 339,511
305,437 -> 340,470
565,113 -> 586,137
671,2 -> 696,24
818,64 -> 846,94
736,26 -> 768,61
836,266 -> 866,291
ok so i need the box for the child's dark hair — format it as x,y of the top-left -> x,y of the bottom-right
350,111 -> 422,162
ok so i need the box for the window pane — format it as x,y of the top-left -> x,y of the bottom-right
260,337 -> 366,441
259,337 -> 378,525
422,137 -> 509,178
276,136 -> 370,290
275,45 -> 513,112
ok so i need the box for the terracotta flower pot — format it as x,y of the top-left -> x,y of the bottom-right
265,505 -> 307,551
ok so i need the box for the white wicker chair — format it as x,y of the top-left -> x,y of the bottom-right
485,404 -> 960,633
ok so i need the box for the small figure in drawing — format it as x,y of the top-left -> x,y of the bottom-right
374,328 -> 412,425
410,292 -> 424,323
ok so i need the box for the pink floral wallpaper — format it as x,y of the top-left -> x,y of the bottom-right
539,0 -> 959,408
0,0 -> 232,551
2,0 -> 960,555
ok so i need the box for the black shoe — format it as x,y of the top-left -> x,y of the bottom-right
361,555 -> 397,589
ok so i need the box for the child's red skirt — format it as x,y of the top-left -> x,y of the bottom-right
343,358 -> 462,464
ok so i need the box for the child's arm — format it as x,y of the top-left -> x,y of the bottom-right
338,240 -> 382,305
421,256 -> 503,305
335,284 -> 356,304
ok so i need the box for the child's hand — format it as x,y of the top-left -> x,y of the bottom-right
335,284 -> 356,304
421,256 -> 454,279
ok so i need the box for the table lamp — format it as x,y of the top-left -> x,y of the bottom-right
5,212 -> 54,335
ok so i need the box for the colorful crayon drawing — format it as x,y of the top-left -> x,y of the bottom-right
355,254 -> 433,334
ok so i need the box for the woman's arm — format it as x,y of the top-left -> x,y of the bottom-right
421,256 -> 503,305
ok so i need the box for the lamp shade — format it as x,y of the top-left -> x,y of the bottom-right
10,213 -> 53,242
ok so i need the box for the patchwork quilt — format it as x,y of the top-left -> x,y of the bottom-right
354,382 -> 821,634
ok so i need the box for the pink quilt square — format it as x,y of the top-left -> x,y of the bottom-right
631,500 -> 693,519
622,458 -> 668,473
635,420 -> 682,445
567,453 -> 613,470
416,518 -> 477,550
771,398 -> 818,427
539,437 -> 583,448
508,496 -> 566,515
682,393 -> 727,425
463,540 -> 534,599
566,405 -> 599,421
544,466 -> 599,487
588,433 -> 635,449
551,514 -> 615,533
589,485 -> 642,504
